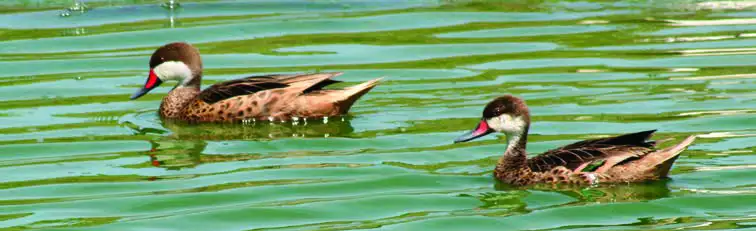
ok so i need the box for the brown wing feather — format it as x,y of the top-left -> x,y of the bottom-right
527,130 -> 658,172
270,74 -> 342,90
198,74 -> 341,104
558,130 -> 657,150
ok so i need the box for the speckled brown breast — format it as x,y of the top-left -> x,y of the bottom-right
159,87 -> 200,120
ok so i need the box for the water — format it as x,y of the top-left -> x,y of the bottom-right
1,0 -> 755,230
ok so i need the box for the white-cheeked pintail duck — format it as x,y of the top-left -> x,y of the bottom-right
454,95 -> 697,186
130,42 -> 382,123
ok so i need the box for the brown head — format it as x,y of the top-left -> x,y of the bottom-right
130,42 -> 204,100
454,95 -> 531,143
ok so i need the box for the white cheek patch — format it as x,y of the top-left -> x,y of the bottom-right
487,114 -> 526,135
488,114 -> 527,153
487,116 -> 504,132
154,61 -> 193,85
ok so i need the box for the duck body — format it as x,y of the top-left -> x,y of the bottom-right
492,129 -> 696,186
131,42 -> 381,123
455,95 -> 696,186
158,72 -> 380,123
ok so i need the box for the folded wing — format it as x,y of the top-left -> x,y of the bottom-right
527,130 -> 658,172
198,73 -> 342,104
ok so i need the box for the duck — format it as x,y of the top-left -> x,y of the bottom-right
129,42 -> 382,123
454,95 -> 697,186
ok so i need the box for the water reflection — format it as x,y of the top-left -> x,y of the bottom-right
162,0 -> 180,9
495,180 -> 672,203
164,0 -> 180,28
474,190 -> 529,212
147,139 -> 207,170
59,0 -> 88,17
123,111 -> 356,140
140,119 -> 355,169
61,27 -> 87,36
161,117 -> 355,140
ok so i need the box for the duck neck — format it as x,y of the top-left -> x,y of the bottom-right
498,126 -> 529,169
180,72 -> 202,89
159,85 -> 200,119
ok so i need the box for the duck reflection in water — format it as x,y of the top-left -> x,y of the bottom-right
160,115 -> 355,141
142,116 -> 355,170
488,180 -> 671,205
460,181 -> 671,216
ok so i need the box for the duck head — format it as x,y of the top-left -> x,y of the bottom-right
130,42 -> 203,100
454,95 -> 531,143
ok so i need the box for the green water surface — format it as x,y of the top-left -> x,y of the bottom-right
1,0 -> 756,230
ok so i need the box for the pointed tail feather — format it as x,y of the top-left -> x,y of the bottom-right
644,135 -> 697,178
334,77 -> 383,113
659,135 -> 696,157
